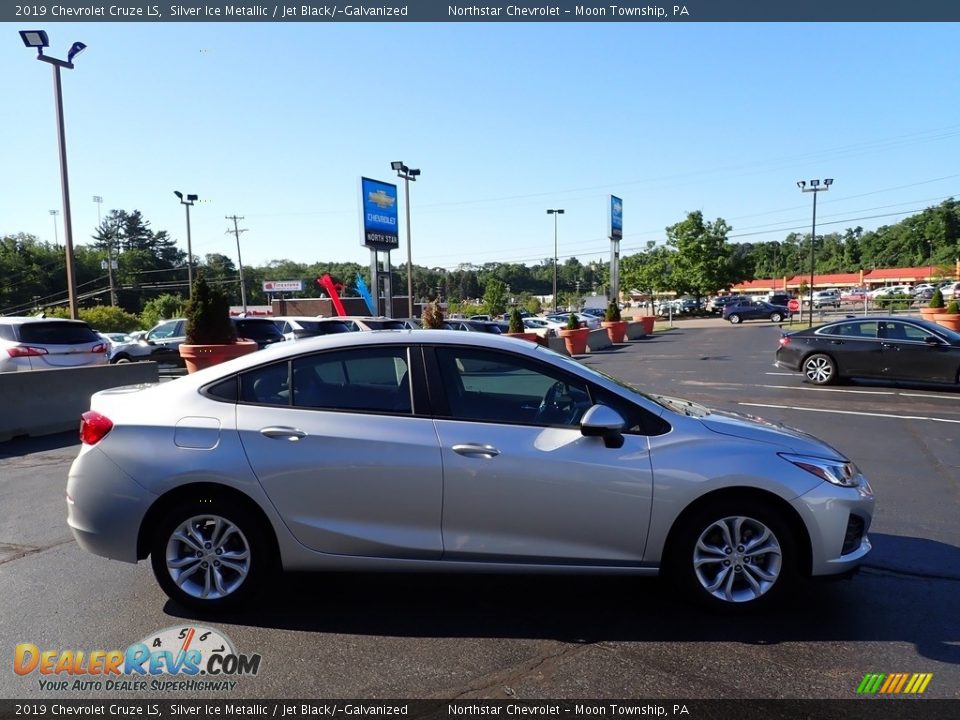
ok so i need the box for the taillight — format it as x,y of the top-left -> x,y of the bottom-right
778,336 -> 791,347
7,346 -> 48,357
80,411 -> 113,445
91,343 -> 108,354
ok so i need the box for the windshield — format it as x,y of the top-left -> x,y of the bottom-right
535,344 -> 690,413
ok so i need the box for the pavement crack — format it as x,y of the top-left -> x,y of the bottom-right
434,641 -> 597,700
861,564 -> 960,582
0,538 -> 74,566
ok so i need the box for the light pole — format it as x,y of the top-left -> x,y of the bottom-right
92,195 -> 117,306
547,209 -> 565,312
226,215 -> 248,313
174,191 -> 199,298
21,30 -> 86,319
49,209 -> 59,247
391,161 -> 421,317
797,178 -> 833,325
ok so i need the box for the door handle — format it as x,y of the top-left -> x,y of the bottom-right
260,426 -> 307,441
881,342 -> 896,349
452,443 -> 500,459
830,340 -> 843,345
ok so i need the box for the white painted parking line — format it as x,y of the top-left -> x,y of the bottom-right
761,384 -> 895,395
764,372 -> 796,376
739,402 -> 960,424
759,384 -> 960,401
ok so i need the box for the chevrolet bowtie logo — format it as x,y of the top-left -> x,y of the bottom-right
368,190 -> 395,209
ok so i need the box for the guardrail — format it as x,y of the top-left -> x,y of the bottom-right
0,363 -> 159,442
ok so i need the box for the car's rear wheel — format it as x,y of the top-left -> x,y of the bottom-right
728,314 -> 742,324
112,354 -> 131,364
150,497 -> 272,610
770,312 -> 784,323
670,499 -> 797,611
802,353 -> 837,385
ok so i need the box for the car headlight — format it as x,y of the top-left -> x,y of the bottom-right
779,453 -> 863,488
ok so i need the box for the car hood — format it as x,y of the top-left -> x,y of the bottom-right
699,408 -> 847,459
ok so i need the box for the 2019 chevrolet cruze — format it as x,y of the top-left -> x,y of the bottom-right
68,330 -> 874,611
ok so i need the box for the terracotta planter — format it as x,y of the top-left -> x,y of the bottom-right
933,312 -> 960,332
602,320 -> 629,343
179,340 -> 258,374
504,332 -> 540,343
559,327 -> 589,355
640,316 -> 655,334
920,306 -> 943,321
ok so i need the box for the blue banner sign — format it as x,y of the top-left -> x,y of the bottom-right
610,195 -> 623,241
360,177 -> 399,251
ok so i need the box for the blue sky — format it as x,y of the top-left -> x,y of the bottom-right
2,22 -> 959,272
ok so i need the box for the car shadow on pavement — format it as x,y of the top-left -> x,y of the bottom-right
0,431 -> 78,458
167,534 -> 960,664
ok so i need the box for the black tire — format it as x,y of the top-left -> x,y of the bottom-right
770,313 -> 783,323
150,495 -> 274,610
728,314 -> 742,325
802,353 -> 837,385
668,498 -> 799,612
111,354 -> 131,364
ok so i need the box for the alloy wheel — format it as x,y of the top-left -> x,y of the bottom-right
692,516 -> 783,603
165,514 -> 251,600
803,355 -> 835,384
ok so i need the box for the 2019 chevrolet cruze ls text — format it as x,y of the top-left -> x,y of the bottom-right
68,330 -> 874,611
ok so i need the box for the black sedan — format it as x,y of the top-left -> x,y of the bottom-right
776,316 -> 960,386
722,299 -> 791,324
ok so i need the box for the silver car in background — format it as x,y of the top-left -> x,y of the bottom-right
0,316 -> 108,372
67,330 -> 874,612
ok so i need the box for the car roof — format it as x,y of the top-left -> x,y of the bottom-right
172,329 -> 548,385
0,316 -> 91,326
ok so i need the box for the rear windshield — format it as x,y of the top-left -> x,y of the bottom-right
296,321 -> 352,335
234,320 -> 284,340
18,321 -> 99,345
364,320 -> 407,330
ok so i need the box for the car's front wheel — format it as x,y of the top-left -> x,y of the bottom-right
728,314 -> 742,324
670,499 -> 798,611
150,496 -> 272,610
770,312 -> 784,323
802,353 -> 837,385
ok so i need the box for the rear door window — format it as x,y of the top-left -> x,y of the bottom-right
19,322 -> 99,345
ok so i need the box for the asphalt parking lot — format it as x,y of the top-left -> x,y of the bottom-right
1,320 -> 958,700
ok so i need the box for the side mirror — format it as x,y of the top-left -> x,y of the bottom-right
580,404 -> 626,449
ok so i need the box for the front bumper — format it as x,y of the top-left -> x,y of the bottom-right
791,477 -> 875,577
67,446 -> 157,563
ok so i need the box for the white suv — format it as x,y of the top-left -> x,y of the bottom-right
803,289 -> 841,308
0,317 -> 108,372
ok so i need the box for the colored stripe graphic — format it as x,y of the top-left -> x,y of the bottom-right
857,672 -> 932,694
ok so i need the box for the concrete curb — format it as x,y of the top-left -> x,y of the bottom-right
0,363 -> 159,442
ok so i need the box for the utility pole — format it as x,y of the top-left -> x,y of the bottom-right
226,215 -> 248,313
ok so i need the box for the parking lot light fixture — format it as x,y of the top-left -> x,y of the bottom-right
175,191 -> 199,298
392,161 -> 421,318
547,209 -> 565,312
798,178 -> 832,326
22,30 -> 86,319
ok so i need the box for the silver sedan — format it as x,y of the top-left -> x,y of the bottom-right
67,330 -> 874,611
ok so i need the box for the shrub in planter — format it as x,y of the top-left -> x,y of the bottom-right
505,306 -> 538,342
421,300 -> 445,329
559,312 -> 589,355
508,307 -> 525,334
934,299 -> 960,332
921,288 -> 945,320
601,301 -> 628,343
178,270 -> 256,373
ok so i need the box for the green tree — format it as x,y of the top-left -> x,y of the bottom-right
141,294 -> 186,329
483,278 -> 509,317
666,211 -> 746,301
